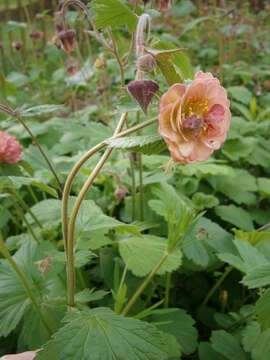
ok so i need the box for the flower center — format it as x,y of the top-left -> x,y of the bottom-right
181,97 -> 210,120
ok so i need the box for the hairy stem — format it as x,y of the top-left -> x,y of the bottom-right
0,232 -> 52,335
122,252 -> 169,316
107,28 -> 125,88
0,104 -> 62,193
67,113 -> 128,306
62,116 -> 158,254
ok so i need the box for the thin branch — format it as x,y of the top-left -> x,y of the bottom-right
0,104 -> 63,193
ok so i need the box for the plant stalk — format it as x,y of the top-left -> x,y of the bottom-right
121,251 -> 169,316
67,112 -> 128,307
0,104 -> 63,193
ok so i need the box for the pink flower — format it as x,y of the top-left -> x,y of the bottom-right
0,131 -> 22,164
158,71 -> 231,164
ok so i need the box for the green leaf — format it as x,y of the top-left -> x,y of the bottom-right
192,192 -> 219,210
119,235 -> 182,277
75,289 -> 109,304
211,330 -> 247,360
252,329 -> 270,360
257,177 -> 270,197
215,205 -> 254,231
199,342 -> 227,360
242,263 -> 270,288
106,135 -> 167,155
255,289 -> 270,328
219,239 -> 268,273
0,240 -> 56,337
93,0 -> 138,32
36,308 -> 180,360
241,321 -> 261,353
26,199 -> 61,227
179,162 -> 234,177
20,104 -> 66,117
149,308 -> 198,355
228,86 -> 252,105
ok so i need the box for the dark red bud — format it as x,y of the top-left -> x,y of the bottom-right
127,79 -> 159,115
12,41 -> 23,51
136,54 -> 156,73
97,86 -> 105,95
30,31 -> 44,41
58,29 -> 77,53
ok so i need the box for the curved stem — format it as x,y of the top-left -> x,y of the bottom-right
0,232 -> 52,335
67,112 -> 128,306
62,116 -> 158,254
107,28 -> 125,87
122,252 -> 169,316
0,104 -> 63,193
202,266 -> 233,307
60,0 -> 112,52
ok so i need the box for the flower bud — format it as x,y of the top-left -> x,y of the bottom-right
136,54 -> 156,73
0,131 -> 22,164
12,41 -> 23,51
115,185 -> 128,202
127,79 -> 159,114
30,31 -> 44,41
97,86 -> 105,95
58,29 -> 77,53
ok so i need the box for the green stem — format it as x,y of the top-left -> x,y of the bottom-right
67,113 -> 128,307
62,116 -> 158,255
164,273 -> 171,308
13,201 -> 40,244
0,104 -> 63,193
0,232 -> 52,335
129,154 -> 136,222
136,112 -> 144,221
121,251 -> 169,316
202,266 -> 233,306
11,189 -> 42,229
107,28 -> 125,88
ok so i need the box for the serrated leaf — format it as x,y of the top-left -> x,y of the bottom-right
20,104 -> 66,117
0,240 -> 56,337
106,135 -> 167,155
215,205 -> 254,231
242,321 -> 261,353
192,192 -> 219,210
75,289 -> 109,304
199,342 -> 227,360
242,263 -> 270,288
119,235 -> 182,277
35,308 -> 180,360
257,177 -> 270,197
149,308 -> 198,355
252,329 -> 270,360
211,330 -> 247,360
228,86 -> 252,105
255,288 -> 270,328
93,0 -> 138,32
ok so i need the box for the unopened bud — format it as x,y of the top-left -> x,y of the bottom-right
97,86 -> 105,95
127,79 -> 159,114
58,29 -> 77,53
30,31 -> 44,41
12,41 -> 23,51
115,186 -> 128,201
136,54 -> 156,73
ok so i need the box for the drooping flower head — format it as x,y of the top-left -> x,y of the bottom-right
158,71 -> 230,163
0,131 -> 22,164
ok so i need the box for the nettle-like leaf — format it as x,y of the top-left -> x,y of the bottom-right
242,263 -> 270,289
227,86 -> 252,105
36,308 -> 180,360
106,135 -> 167,155
218,238 -> 268,274
211,330 -> 247,360
20,104 -> 66,117
255,288 -> 270,328
181,217 -> 233,267
149,308 -> 198,355
0,240 -> 59,337
119,235 -> 182,277
215,205 -> 254,231
93,0 -> 138,32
